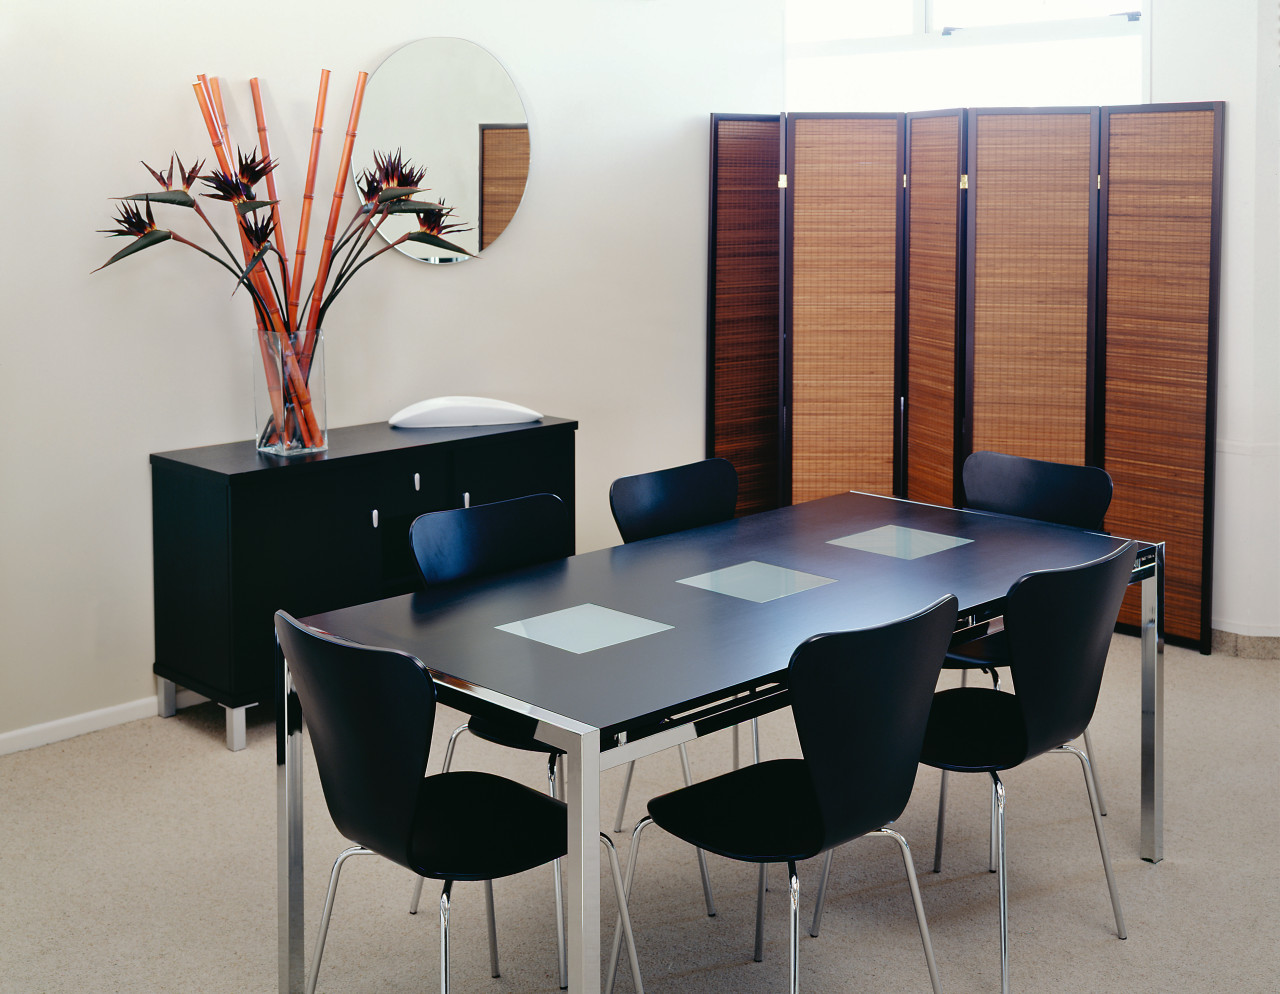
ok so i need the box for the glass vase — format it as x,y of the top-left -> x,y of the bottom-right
253,327 -> 327,456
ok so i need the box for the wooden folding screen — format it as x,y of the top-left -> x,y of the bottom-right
705,103 -> 1221,649
903,110 -> 965,507
786,114 -> 903,503
1100,105 -> 1222,643
706,115 -> 782,515
966,109 -> 1099,465
479,124 -> 530,250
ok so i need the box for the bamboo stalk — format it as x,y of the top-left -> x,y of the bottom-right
209,76 -> 230,147
302,71 -> 367,362
193,78 -> 232,175
290,70 -> 330,337
250,77 -> 292,337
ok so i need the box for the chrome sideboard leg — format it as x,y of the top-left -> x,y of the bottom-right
157,677 -> 177,718
225,704 -> 251,752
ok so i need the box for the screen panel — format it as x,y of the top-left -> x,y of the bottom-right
904,111 -> 964,507
708,115 -> 783,515
968,110 -> 1097,464
788,114 -> 903,503
1101,105 -> 1220,648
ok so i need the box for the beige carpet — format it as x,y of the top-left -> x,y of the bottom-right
1,634 -> 1277,993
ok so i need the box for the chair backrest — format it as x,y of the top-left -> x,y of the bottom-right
1004,542 -> 1137,759
609,458 -> 738,544
275,611 -> 435,869
961,450 -> 1113,530
788,594 -> 959,852
410,493 -> 572,586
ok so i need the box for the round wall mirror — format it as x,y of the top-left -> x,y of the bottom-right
352,38 -> 530,263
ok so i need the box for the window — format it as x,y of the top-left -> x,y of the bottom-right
786,1 -> 1145,111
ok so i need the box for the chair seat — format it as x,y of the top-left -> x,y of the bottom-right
647,759 -> 824,863
466,712 -> 564,755
920,687 -> 1028,773
944,629 -> 1010,670
410,771 -> 568,881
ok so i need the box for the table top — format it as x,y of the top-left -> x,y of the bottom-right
304,491 -> 1145,746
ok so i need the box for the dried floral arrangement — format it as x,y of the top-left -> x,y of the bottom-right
96,71 -> 471,453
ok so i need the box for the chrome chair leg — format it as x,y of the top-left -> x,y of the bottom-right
678,743 -> 717,917
440,722 -> 470,773
613,760 -> 636,832
753,863 -> 768,962
483,880 -> 500,978
1058,744 -> 1127,939
935,665 -> 1003,875
992,772 -> 1009,994
990,782 -> 999,873
1082,726 -> 1108,816
440,879 -> 453,994
752,719 -> 767,897
307,845 -> 372,994
607,816 -> 655,994
410,874 -> 425,913
932,669 -> 969,874
601,832 -> 645,994
787,861 -> 800,994
809,848 -> 835,937
933,770 -> 949,873
873,828 -> 944,994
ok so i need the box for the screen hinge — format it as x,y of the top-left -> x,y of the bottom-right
1098,173 -> 1102,189
778,173 -> 788,189
960,173 -> 969,190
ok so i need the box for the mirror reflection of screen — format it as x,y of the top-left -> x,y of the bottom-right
352,38 -> 529,263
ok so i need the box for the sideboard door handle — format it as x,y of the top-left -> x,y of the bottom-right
371,509 -> 379,529
463,491 -> 471,508
414,472 -> 421,492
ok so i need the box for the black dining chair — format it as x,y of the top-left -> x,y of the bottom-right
608,456 -> 739,544
275,611 -> 644,994
920,543 -> 1136,994
607,457 -> 740,917
958,450 -> 1114,531
606,595 -> 959,994
937,450 -> 1117,872
405,493 -> 575,987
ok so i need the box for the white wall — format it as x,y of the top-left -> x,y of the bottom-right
0,0 -> 785,738
1149,0 -> 1280,638
2,0 -> 1273,747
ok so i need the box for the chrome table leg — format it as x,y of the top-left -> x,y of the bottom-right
1140,547 -> 1165,863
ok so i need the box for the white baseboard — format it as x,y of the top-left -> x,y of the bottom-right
0,689 -> 211,757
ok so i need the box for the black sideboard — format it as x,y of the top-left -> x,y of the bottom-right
150,417 -> 577,748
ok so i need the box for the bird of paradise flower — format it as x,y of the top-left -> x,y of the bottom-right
95,71 -> 473,454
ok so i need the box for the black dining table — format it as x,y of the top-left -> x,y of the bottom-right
277,490 -> 1164,993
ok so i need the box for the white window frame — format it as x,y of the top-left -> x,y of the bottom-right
787,1 -> 1151,101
